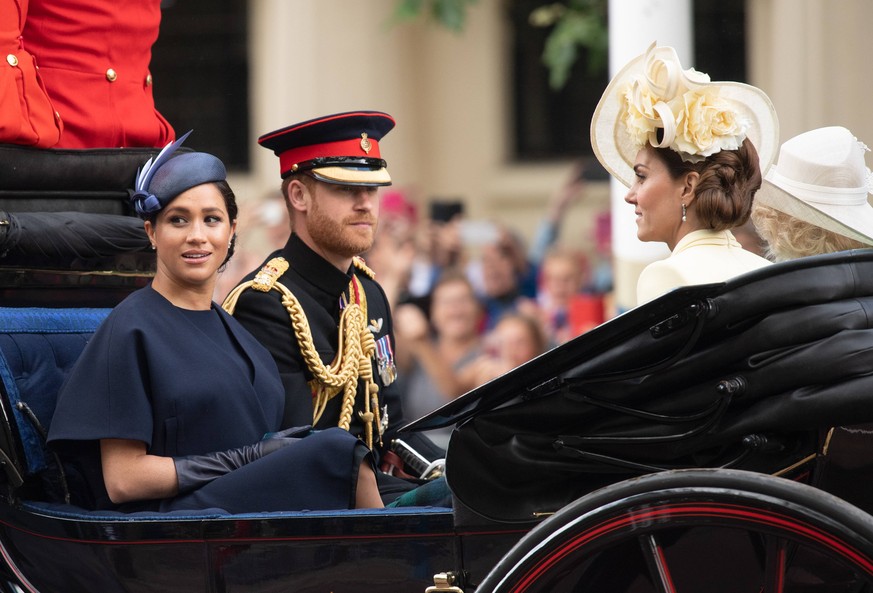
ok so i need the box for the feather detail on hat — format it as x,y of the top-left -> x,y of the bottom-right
130,130 -> 193,216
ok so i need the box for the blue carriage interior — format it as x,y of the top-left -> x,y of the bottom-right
0,307 -> 110,493
0,305 -> 452,521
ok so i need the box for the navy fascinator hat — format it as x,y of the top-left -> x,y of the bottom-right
129,131 -> 227,219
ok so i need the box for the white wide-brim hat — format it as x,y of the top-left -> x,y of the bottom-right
756,126 -> 873,246
590,43 -> 780,188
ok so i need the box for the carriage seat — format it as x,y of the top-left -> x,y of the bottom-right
0,307 -> 110,499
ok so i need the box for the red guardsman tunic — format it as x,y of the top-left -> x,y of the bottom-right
21,0 -> 174,148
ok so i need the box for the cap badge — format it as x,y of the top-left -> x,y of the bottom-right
360,133 -> 372,154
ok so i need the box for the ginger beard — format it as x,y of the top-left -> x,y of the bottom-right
307,193 -> 378,259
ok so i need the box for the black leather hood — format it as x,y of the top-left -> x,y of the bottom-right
403,249 -> 873,523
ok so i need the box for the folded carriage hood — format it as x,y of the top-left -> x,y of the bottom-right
403,249 -> 873,523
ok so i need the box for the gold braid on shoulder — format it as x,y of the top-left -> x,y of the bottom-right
222,257 -> 382,449
352,256 -> 375,279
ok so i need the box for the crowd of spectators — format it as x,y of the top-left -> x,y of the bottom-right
370,168 -> 613,438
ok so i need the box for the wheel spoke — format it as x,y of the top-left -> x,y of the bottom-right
640,534 -> 678,593
760,536 -> 787,593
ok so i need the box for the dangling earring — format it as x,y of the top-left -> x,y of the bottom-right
681,203 -> 687,222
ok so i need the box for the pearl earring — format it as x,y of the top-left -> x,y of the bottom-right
681,203 -> 687,222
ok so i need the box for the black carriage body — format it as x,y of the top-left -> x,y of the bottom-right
5,149 -> 873,591
0,502 -> 460,592
3,251 -> 873,591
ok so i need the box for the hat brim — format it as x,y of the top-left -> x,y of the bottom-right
590,47 -> 780,188
309,166 -> 392,187
756,170 -> 873,246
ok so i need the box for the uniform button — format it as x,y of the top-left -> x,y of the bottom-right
54,111 -> 61,122
145,74 -> 153,86
105,68 -> 117,82
6,54 -> 18,67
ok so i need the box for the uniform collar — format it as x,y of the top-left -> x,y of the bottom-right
285,233 -> 354,297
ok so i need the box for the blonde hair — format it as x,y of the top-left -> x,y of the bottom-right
751,203 -> 869,262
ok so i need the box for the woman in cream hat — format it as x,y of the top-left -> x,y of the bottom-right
751,126 -> 873,261
591,43 -> 780,305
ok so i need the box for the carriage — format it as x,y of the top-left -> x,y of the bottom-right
3,147 -> 873,592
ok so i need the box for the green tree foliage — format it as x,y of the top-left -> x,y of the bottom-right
530,1 -> 607,89
390,0 -> 607,89
389,0 -> 481,33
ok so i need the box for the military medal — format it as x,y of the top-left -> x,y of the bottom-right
374,335 -> 397,385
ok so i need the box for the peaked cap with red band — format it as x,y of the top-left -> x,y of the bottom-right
258,111 -> 395,186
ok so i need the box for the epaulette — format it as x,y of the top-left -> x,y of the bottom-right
352,256 -> 375,279
251,257 -> 290,292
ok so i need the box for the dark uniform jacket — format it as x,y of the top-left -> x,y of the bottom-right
230,234 -> 441,464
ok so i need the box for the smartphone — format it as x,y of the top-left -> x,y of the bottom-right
429,200 -> 464,223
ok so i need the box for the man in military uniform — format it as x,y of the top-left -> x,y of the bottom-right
224,111 -> 443,502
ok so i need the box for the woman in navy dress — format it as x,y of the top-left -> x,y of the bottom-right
48,133 -> 383,513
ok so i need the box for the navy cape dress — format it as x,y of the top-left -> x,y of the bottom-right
48,285 -> 365,513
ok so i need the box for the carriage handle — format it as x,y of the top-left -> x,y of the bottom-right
426,572 -> 464,593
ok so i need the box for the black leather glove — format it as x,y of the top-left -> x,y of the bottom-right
174,425 -> 311,494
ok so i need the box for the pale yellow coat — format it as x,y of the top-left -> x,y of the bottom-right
637,229 -> 772,306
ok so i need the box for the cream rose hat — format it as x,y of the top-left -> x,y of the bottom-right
590,42 -> 779,187
756,126 -> 873,245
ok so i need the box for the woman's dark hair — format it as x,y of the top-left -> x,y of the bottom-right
216,180 -> 238,269
146,179 -> 238,269
653,138 -> 763,231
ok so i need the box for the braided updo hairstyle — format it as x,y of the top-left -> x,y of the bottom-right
654,138 -> 763,231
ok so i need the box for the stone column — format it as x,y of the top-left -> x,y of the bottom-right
606,0 -> 693,311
